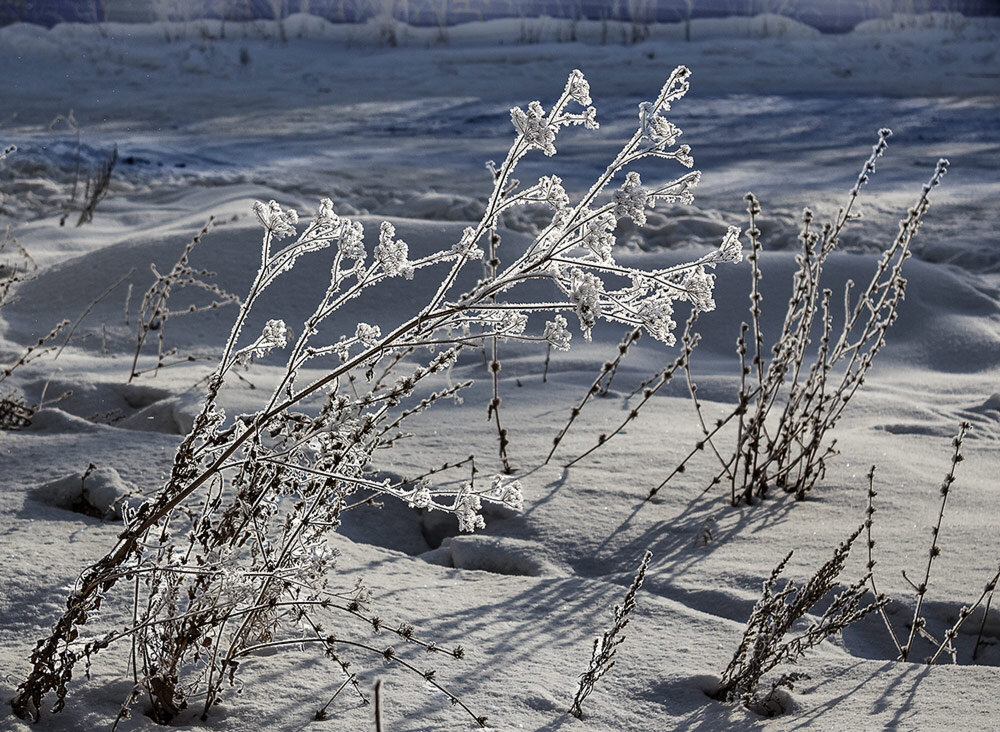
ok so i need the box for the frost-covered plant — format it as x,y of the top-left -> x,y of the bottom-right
652,131 -> 949,504
0,148 -> 30,322
0,226 -> 34,319
76,144 -> 118,227
48,110 -> 83,226
569,549 -> 651,718
127,217 -> 240,382
715,526 -> 884,711
12,66 -> 739,726
865,424 -> 1000,664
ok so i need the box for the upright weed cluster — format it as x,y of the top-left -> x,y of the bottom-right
555,131 -> 947,507
0,221 -> 45,428
12,67 -> 741,725
653,132 -> 949,504
44,115 -> 119,227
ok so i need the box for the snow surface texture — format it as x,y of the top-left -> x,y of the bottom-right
1,11 -> 1000,732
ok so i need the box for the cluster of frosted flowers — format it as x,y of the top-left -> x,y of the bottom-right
253,199 -> 299,239
639,101 -> 681,149
567,68 -> 592,106
454,488 -> 486,533
539,175 -> 571,217
637,297 -> 677,344
395,475 -> 524,530
543,315 -> 572,351
375,221 -> 414,279
566,268 -> 605,339
510,71 -> 599,158
233,318 -> 290,365
613,172 -> 650,226
580,211 -> 617,262
714,225 -> 744,264
682,267 -> 717,313
511,101 -> 559,157
259,319 -> 290,351
488,475 -> 525,511
311,198 -> 365,259
406,482 -> 433,509
339,220 -> 366,259
354,322 -> 382,347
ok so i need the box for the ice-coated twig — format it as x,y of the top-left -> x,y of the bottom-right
128,216 -> 240,383
545,326 -> 640,465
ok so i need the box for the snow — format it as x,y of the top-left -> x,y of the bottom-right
2,11 -> 1000,732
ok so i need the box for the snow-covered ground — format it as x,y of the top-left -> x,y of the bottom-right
1,12 -> 999,731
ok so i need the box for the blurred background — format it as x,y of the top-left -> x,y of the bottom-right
4,0 -> 1000,32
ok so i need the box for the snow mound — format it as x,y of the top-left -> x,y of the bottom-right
118,392 -> 201,435
383,192 -> 484,222
423,535 -> 564,577
974,393 -> 1000,414
20,380 -> 171,428
30,465 -> 142,520
26,407 -> 106,433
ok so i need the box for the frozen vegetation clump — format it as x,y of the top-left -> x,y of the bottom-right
12,67 -> 740,726
656,134 -> 948,504
715,526 -> 885,713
